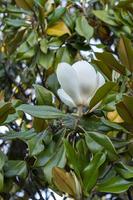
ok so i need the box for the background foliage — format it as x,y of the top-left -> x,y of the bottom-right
0,0 -> 133,199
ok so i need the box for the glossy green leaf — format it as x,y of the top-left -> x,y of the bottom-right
82,152 -> 106,193
35,142 -> 55,167
86,132 -> 118,160
27,133 -> 44,156
89,82 -> 118,110
17,104 -> 65,119
40,38 -> 48,54
75,16 -> 94,40
80,116 -> 106,132
0,173 -> 3,192
101,117 -> 128,133
2,113 -> 19,125
0,101 -> 15,124
64,140 -> 80,175
33,84 -> 53,132
27,31 -> 38,47
85,134 -> 103,154
93,10 -> 117,26
0,151 -> 6,170
92,59 -> 112,80
4,160 -> 27,178
17,42 -> 35,59
43,145 -> 66,182
118,35 -> 133,72
116,95 -> 133,124
63,11 -> 75,30
115,162 -> 133,179
5,19 -> 27,27
95,52 -> 126,75
38,51 -> 55,69
55,47 -> 73,66
34,84 -> 53,106
0,129 -> 36,140
48,7 -> 66,25
46,73 -> 60,94
97,176 -> 133,193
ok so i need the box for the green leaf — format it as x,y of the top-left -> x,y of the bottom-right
80,116 -> 106,132
0,129 -> 36,140
33,84 -> 53,132
0,151 -> 6,171
27,133 -> 44,156
89,82 -> 118,110
63,11 -> 75,30
75,16 -> 94,40
101,117 -> 128,133
97,176 -> 133,193
17,104 -> 65,119
34,84 -> 53,105
0,173 -> 3,192
5,18 -> 27,27
46,73 -> 60,94
116,95 -> 133,124
43,145 -> 66,183
76,139 -> 89,169
82,152 -> 106,193
4,160 -> 27,178
55,47 -> 73,66
64,140 -> 81,175
86,132 -> 118,160
93,10 -> 117,26
38,51 -> 55,69
48,38 -> 63,48
95,52 -> 126,75
115,162 -> 133,179
0,101 -> 15,124
85,134 -> 103,154
40,38 -> 48,54
92,59 -> 112,80
2,113 -> 19,125
48,7 -> 66,25
27,31 -> 38,47
35,142 -> 55,167
118,35 -> 133,72
17,42 -> 35,60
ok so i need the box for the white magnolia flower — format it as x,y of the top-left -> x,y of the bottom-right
56,60 -> 105,112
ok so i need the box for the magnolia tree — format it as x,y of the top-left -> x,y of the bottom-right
0,0 -> 133,200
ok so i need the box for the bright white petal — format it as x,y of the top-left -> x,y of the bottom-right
96,72 -> 105,89
72,61 -> 97,97
57,89 -> 76,108
56,62 -> 82,105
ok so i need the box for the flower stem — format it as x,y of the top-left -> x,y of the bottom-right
77,106 -> 83,117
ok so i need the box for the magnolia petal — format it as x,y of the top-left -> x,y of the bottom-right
57,89 -> 76,108
72,61 -> 97,97
56,63 -> 82,105
96,72 -> 105,89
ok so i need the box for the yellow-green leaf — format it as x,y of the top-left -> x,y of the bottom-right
47,21 -> 71,37
52,167 -> 76,196
15,0 -> 34,10
107,110 -> 124,123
